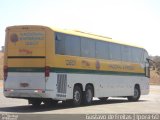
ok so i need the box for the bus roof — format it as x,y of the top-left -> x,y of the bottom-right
49,27 -> 143,49
6,25 -> 144,49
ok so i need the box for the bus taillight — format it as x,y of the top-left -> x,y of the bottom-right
4,65 -> 8,81
45,66 -> 50,77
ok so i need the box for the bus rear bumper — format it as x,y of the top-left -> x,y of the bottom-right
3,89 -> 55,99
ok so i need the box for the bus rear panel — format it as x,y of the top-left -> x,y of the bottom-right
4,26 -> 48,98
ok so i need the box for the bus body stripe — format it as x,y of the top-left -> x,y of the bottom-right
8,67 -> 145,76
8,56 -> 45,58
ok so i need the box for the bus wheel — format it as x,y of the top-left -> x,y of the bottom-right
127,86 -> 140,102
73,85 -> 82,106
99,97 -> 108,102
29,99 -> 42,107
43,99 -> 58,106
83,85 -> 93,105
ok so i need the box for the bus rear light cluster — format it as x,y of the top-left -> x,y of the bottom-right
4,89 -> 14,92
4,65 -> 8,81
45,66 -> 50,77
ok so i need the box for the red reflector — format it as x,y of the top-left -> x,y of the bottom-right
45,66 -> 50,77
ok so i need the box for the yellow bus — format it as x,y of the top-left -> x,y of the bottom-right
4,25 -> 150,106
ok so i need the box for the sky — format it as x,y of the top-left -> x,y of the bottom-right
0,0 -> 160,56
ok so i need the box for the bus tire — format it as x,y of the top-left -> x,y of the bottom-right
83,85 -> 93,105
127,86 -> 141,102
29,99 -> 42,107
73,85 -> 82,106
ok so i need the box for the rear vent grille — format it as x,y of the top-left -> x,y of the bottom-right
57,74 -> 67,94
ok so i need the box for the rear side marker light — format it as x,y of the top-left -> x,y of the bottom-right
34,89 -> 45,93
45,66 -> 50,77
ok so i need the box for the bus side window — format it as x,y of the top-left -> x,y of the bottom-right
81,38 -> 96,58
131,48 -> 143,63
55,32 -> 65,55
109,43 -> 121,61
96,41 -> 110,60
121,45 -> 132,62
65,34 -> 81,56
55,32 -> 81,56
